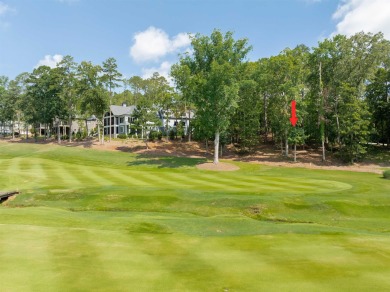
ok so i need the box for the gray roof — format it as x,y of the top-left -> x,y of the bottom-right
159,110 -> 195,119
110,105 -> 136,116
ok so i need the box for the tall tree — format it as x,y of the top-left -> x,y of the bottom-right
366,67 -> 390,146
266,46 -> 309,157
127,76 -> 144,106
102,57 -> 122,141
307,32 -> 389,162
58,55 -> 78,142
172,30 -> 251,164
0,76 -> 9,134
24,66 -> 64,141
77,61 -> 109,144
231,62 -> 261,151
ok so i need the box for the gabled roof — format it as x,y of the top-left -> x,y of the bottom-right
159,110 -> 195,119
110,105 -> 136,116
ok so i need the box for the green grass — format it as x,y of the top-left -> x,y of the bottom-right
1,142 -> 390,291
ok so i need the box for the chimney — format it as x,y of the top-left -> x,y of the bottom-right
122,102 -> 127,107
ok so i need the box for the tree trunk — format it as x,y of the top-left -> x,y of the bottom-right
12,119 -> 15,139
205,139 -> 209,154
101,115 -> 105,145
214,130 -> 220,164
336,115 -> 340,144
166,111 -> 169,141
109,105 -> 112,142
294,143 -> 297,162
188,109 -> 191,142
322,135 -> 326,162
68,116 -> 72,142
17,114 -> 21,136
280,140 -> 283,155
97,122 -> 101,144
285,137 -> 289,157
57,121 -> 61,144
335,96 -> 340,145
85,119 -> 89,137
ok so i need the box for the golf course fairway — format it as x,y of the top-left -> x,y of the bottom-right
1,142 -> 390,291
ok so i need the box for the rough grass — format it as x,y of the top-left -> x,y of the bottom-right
1,142 -> 390,291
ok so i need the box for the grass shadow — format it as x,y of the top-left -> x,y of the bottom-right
116,145 -> 147,152
127,153 -> 207,169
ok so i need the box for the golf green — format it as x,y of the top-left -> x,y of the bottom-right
1,142 -> 390,291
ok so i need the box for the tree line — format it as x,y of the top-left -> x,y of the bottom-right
1,30 -> 389,163
172,30 -> 390,163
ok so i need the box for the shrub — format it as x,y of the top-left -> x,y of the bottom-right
117,134 -> 127,139
157,132 -> 162,140
169,129 -> 175,140
383,170 -> 390,180
149,130 -> 159,141
337,144 -> 367,163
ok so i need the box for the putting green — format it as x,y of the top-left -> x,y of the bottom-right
0,142 -> 389,291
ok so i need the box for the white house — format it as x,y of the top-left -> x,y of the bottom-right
158,110 -> 194,135
103,103 -> 195,138
103,104 -> 136,138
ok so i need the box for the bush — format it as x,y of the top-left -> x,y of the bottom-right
117,134 -> 127,139
383,170 -> 390,180
337,144 -> 367,163
149,130 -> 159,141
157,132 -> 162,140
169,129 -> 175,140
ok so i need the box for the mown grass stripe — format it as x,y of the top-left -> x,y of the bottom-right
195,173 -> 257,190
48,161 -> 82,187
91,167 -> 126,186
158,172 -> 201,188
64,164 -> 103,186
172,173 -> 237,190
5,157 -> 22,175
236,176 -> 317,191
135,172 -> 181,188
102,168 -> 148,186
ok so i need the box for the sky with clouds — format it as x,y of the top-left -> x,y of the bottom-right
1,0 -> 390,81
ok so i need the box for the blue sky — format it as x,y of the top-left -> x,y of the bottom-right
1,0 -> 390,81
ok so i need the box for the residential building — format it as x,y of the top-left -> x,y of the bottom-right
103,104 -> 136,138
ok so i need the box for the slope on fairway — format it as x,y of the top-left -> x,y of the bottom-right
1,142 -> 390,291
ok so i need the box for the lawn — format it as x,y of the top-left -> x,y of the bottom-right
1,142 -> 390,291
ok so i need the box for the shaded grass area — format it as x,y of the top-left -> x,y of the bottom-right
1,142 -> 390,291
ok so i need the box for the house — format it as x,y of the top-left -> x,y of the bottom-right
158,109 -> 194,135
103,103 -> 195,138
103,103 -> 136,138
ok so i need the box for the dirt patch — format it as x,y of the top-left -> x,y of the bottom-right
2,138 -> 388,174
196,162 -> 240,171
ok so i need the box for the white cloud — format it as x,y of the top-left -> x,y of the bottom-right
141,61 -> 172,81
130,26 -> 191,63
35,54 -> 64,68
332,0 -> 390,38
0,1 -> 14,28
0,2 -> 10,15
